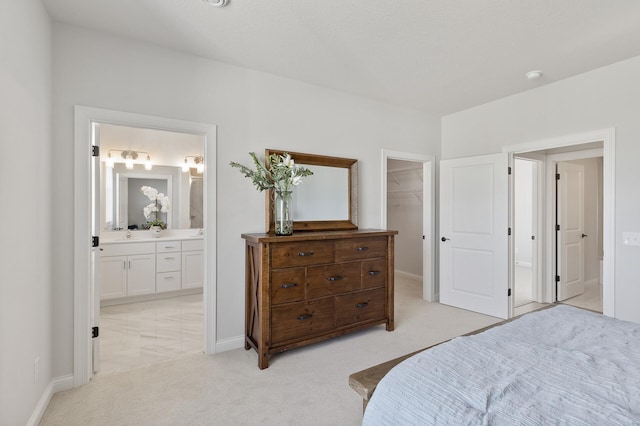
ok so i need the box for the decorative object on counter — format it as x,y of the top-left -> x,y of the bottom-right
141,185 -> 170,237
230,152 -> 313,235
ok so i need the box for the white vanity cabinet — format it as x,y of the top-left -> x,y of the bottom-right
99,242 -> 156,299
100,237 -> 204,303
182,239 -> 204,289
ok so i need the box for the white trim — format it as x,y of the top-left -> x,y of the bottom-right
504,128 -> 615,317
381,150 -> 437,302
215,335 -> 245,353
395,269 -> 423,282
27,375 -> 74,426
74,106 -> 217,387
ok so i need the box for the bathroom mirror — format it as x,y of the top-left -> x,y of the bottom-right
98,123 -> 204,231
265,149 -> 358,232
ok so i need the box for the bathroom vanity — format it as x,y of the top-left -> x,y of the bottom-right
99,231 -> 204,305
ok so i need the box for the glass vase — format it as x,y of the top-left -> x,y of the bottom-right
274,190 -> 293,235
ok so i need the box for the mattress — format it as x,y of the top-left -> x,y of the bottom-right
363,305 -> 640,425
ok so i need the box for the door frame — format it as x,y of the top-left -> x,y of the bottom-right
503,128 -> 615,317
73,106 -> 217,387
381,150 -> 436,301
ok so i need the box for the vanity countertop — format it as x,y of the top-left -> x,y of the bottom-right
101,230 -> 203,245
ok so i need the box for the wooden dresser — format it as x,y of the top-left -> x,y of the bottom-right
242,229 -> 397,369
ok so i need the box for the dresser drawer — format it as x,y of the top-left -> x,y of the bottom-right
335,238 -> 387,262
307,262 -> 361,299
271,241 -> 335,269
157,253 -> 180,272
156,271 -> 181,292
335,288 -> 386,327
271,298 -> 335,344
362,258 -> 387,289
156,241 -> 181,253
271,268 -> 306,305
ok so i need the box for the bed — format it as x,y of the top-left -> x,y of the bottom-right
358,305 -> 640,425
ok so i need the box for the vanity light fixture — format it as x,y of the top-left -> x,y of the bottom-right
105,149 -> 152,170
183,155 -> 205,174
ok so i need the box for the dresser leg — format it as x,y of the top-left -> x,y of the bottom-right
259,351 -> 269,369
386,319 -> 394,331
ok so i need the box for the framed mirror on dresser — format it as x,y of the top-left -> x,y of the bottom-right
264,149 -> 359,233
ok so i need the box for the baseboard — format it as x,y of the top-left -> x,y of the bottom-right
27,374 -> 74,426
215,335 -> 244,353
395,270 -> 422,282
584,278 -> 599,287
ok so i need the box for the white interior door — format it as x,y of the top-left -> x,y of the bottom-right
440,153 -> 510,319
557,161 -> 586,301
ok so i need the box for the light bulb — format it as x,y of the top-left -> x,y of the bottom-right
106,154 -> 114,169
197,162 -> 204,174
145,155 -> 152,171
125,155 -> 134,170
182,159 -> 190,173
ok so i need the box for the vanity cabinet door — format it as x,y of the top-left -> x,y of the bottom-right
182,251 -> 204,289
100,256 -> 127,299
127,254 -> 156,296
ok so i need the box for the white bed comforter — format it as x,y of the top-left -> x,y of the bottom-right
363,305 -> 640,425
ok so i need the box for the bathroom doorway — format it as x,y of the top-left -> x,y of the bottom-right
73,106 -> 217,386
94,123 -> 207,375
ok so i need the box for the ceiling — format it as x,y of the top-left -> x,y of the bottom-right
42,0 -> 640,116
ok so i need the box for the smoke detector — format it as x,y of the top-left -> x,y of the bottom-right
525,70 -> 543,80
202,0 -> 228,6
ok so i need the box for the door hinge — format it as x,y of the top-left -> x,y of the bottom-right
556,173 -> 560,180
555,275 -> 560,282
422,235 -> 425,240
531,235 -> 535,240
508,227 -> 512,236
508,288 -> 512,297
508,166 -> 512,175
555,224 -> 560,231
92,236 -> 99,247
92,327 -> 99,338
92,145 -> 100,157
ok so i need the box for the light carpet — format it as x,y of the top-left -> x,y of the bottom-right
40,277 -> 500,425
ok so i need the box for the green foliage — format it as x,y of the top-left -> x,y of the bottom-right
230,152 -> 313,193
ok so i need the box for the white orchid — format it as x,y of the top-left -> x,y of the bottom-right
141,186 -> 170,229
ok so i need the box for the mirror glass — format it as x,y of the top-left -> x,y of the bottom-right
99,123 -> 204,231
293,165 -> 349,221
265,149 -> 358,232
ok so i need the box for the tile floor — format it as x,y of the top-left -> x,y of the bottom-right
98,293 -> 204,375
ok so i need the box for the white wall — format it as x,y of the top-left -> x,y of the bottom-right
0,1 -> 53,424
51,24 -> 440,377
442,56 -> 640,323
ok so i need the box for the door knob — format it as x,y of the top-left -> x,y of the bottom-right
581,233 -> 588,238
441,237 -> 450,242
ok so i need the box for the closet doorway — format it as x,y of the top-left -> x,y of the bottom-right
381,150 -> 435,303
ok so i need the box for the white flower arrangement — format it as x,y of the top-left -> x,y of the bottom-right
141,186 -> 170,229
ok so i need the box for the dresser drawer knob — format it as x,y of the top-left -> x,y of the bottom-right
355,302 -> 369,308
297,314 -> 313,321
327,276 -> 343,282
280,282 -> 298,289
356,247 -> 369,251
297,251 -> 314,257
368,270 -> 381,276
